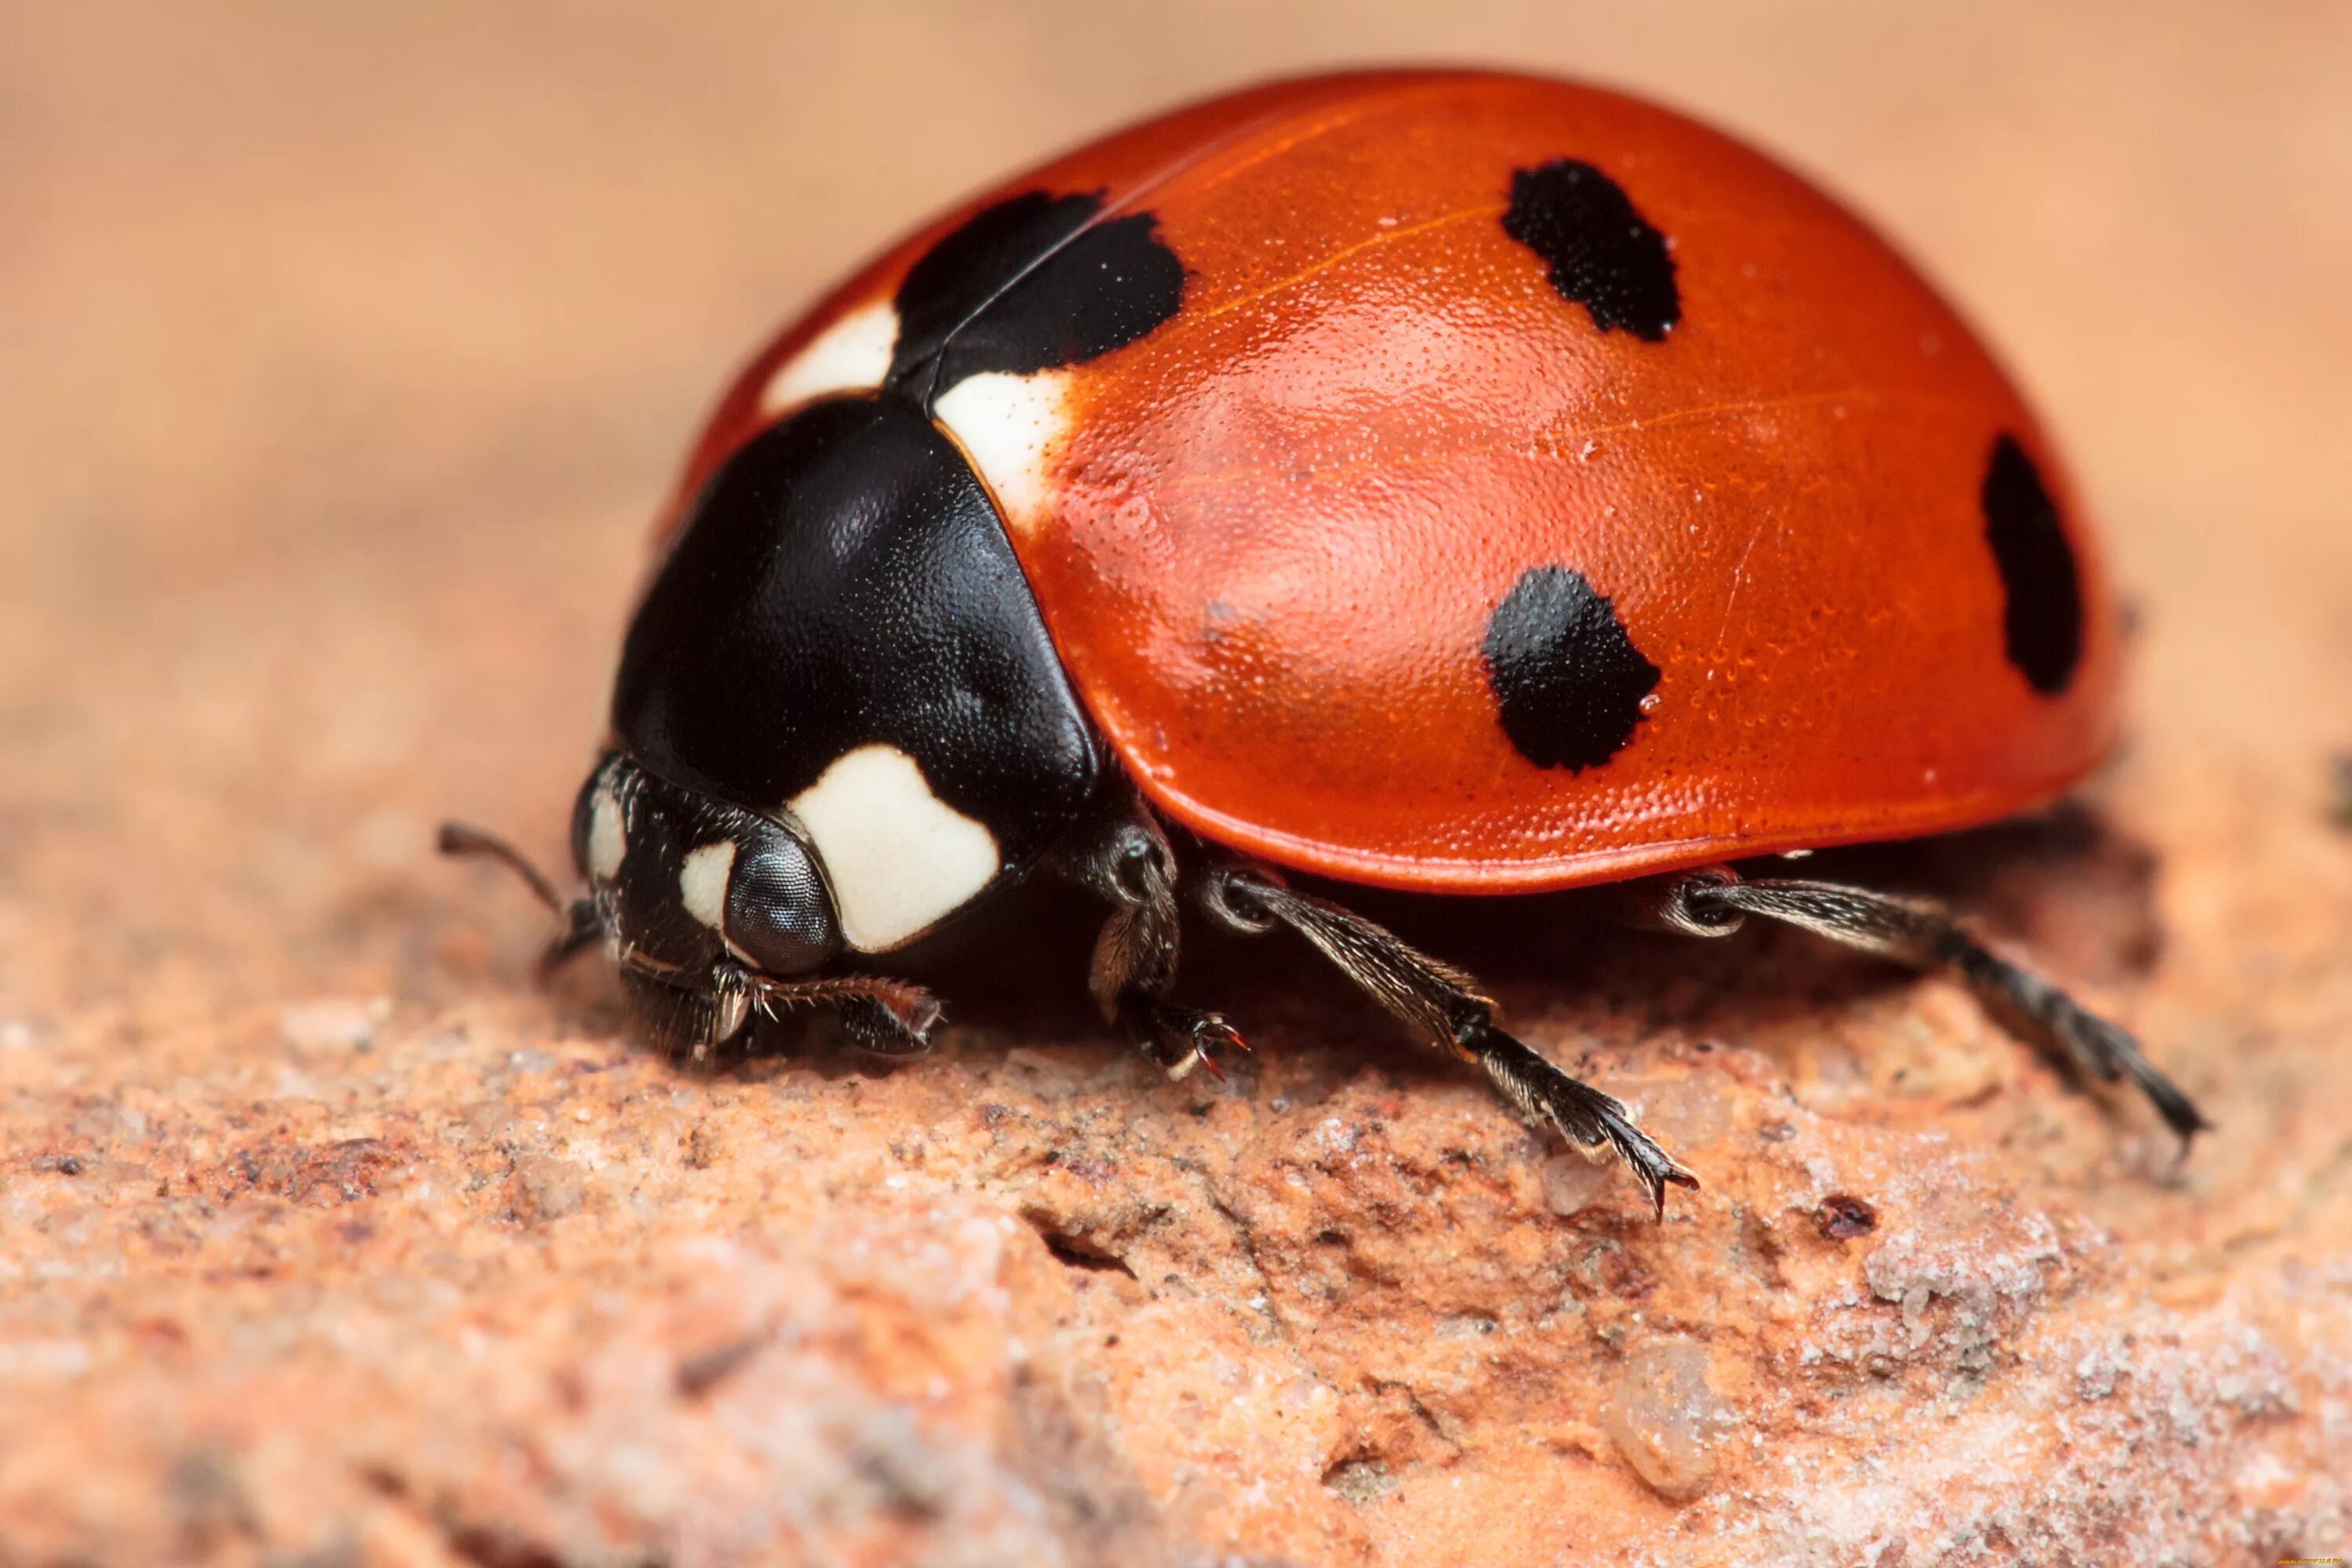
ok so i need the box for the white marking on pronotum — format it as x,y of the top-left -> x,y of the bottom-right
587,786 -> 626,880
787,744 -> 1000,953
678,840 -> 737,931
757,299 -> 900,416
931,369 -> 1070,535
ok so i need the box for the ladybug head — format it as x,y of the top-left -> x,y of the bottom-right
434,757 -> 848,1054
562,752 -> 844,1047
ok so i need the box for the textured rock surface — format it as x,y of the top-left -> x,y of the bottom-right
3,5 -> 2349,1565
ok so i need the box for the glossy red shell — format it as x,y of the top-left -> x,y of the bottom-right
666,69 -> 2122,893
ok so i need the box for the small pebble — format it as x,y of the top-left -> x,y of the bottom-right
1541,1152 -> 1613,1216
1605,1338 -> 1733,1501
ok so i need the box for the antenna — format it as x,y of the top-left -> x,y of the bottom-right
440,821 -> 600,974
438,821 -> 566,914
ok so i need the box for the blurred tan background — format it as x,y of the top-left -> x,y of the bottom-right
5,4 -> 2350,944
2,5 -> 2349,1566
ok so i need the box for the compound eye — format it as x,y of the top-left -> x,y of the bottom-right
724,829 -> 840,975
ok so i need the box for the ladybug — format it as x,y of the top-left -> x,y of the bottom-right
445,68 -> 2208,1216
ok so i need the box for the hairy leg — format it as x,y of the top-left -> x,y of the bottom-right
1639,866 -> 2210,1142
746,969 -> 942,1057
1202,866 -> 1698,1218
1055,789 -> 1244,1080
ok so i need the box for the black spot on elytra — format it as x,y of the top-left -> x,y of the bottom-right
886,189 -> 1185,406
1980,434 -> 2083,695
1501,160 -> 1680,341
1482,566 -> 1661,771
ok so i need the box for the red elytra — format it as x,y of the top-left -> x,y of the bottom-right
668,67 -> 2119,895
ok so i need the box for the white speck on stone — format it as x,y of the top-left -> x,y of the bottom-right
1312,1117 -> 1359,1156
280,1000 -> 376,1051
2077,1347 -> 2121,1400
1901,1283 -> 1934,1348
1436,1315 -> 1498,1340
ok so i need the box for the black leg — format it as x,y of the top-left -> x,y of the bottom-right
1202,867 -> 1699,1219
617,960 -> 944,1062
1649,869 -> 2211,1143
618,961 -> 753,1061
1055,789 -> 1245,1080
746,970 -> 943,1057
